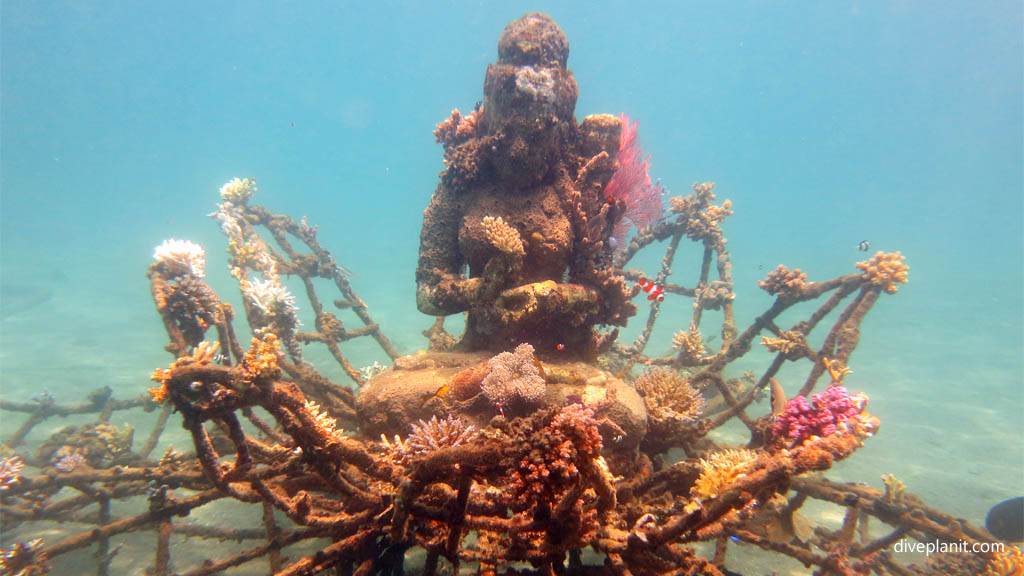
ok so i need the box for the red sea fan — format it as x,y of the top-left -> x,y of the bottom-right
604,114 -> 665,243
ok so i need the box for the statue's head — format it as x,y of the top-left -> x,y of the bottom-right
482,13 -> 579,187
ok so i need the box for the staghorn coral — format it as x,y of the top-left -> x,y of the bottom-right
0,538 -> 47,576
382,415 -> 477,462
822,356 -> 853,383
243,277 -> 301,336
481,215 -> 526,256
240,334 -> 282,383
692,448 -> 760,500
770,385 -> 879,449
881,473 -> 906,505
153,238 -> 206,279
150,340 -> 222,401
0,456 -> 23,492
695,280 -> 735,310
761,329 -> 808,358
633,367 -> 704,432
668,182 -> 733,242
52,446 -> 87,473
480,343 -> 546,408
856,250 -> 909,294
304,400 -> 345,442
985,545 -> 1024,576
758,264 -> 809,296
219,177 -> 257,204
358,361 -> 387,381
671,326 -> 706,365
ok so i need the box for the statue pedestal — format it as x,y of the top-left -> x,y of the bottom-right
356,350 -> 648,452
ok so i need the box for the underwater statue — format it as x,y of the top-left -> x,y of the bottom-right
359,13 -> 647,442
416,12 -> 637,357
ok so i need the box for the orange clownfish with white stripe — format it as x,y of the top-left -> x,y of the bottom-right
636,278 -> 665,302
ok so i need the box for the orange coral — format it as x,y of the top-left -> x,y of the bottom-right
761,330 -> 806,356
985,545 -> 1024,576
758,265 -> 809,296
148,383 -> 169,403
822,356 -> 853,383
149,341 -> 221,400
855,251 -> 908,294
241,334 -> 282,383
633,367 -> 704,427
433,107 -> 482,147
481,216 -> 525,256
671,327 -> 706,365
692,448 -> 760,500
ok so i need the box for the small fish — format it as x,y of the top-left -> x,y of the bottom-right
857,240 -> 871,252
769,377 -> 787,416
636,278 -> 665,302
556,343 -> 565,351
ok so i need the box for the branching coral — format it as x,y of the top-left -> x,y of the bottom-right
856,251 -> 909,294
240,334 -> 282,383
219,177 -> 257,204
633,367 -> 704,433
668,182 -> 732,242
153,238 -> 207,279
692,448 -> 760,500
482,215 -> 525,256
758,265 -> 809,296
0,538 -> 46,576
0,456 -> 23,492
761,329 -> 809,359
985,545 -> 1024,576
770,386 -> 879,449
382,415 -> 477,462
508,404 -> 605,512
480,343 -> 546,408
304,400 -> 345,442
434,107 -> 483,148
671,326 -> 706,366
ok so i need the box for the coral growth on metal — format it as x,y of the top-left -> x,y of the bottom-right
0,12 -> 1014,576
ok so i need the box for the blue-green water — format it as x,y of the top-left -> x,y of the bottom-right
2,2 -> 1021,573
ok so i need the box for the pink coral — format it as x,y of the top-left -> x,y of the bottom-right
480,343 -> 546,408
604,114 -> 664,242
770,386 -> 876,448
509,405 -> 603,510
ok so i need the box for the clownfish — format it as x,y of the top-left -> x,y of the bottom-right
556,343 -> 565,351
636,278 -> 665,302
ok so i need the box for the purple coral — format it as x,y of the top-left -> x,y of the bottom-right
604,114 -> 665,242
770,386 -> 871,447
481,343 -> 546,408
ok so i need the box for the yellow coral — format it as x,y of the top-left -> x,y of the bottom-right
304,399 -> 345,441
692,448 -> 760,500
241,334 -> 282,383
671,327 -> 706,365
881,473 -> 906,505
855,251 -> 908,294
633,367 -> 704,425
822,356 -> 853,383
761,330 -> 806,357
482,216 -> 525,256
148,341 -> 221,400
758,265 -> 809,296
986,545 -> 1024,576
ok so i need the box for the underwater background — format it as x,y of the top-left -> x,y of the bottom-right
2,1 -> 1021,573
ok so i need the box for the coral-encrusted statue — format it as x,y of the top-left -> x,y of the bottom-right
417,12 -> 636,356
